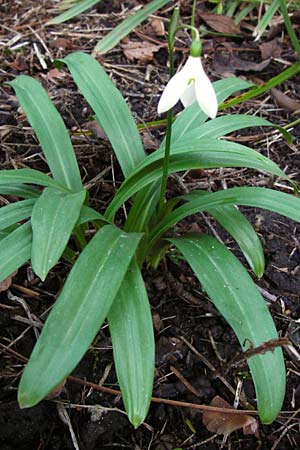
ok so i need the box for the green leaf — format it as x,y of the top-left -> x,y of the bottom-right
0,225 -> 18,241
0,169 -> 66,190
0,199 -> 36,230
220,63 -> 300,111
170,78 -> 253,142
18,224 -> 142,408
105,139 -> 290,221
77,205 -> 109,226
31,188 -> 86,281
125,180 -> 160,232
8,76 -> 82,192
95,0 -> 172,54
60,52 -> 145,178
182,114 -> 290,142
170,234 -> 285,423
0,222 -> 32,284
127,78 -> 253,232
0,184 -> 40,198
47,0 -> 101,24
253,0 -> 280,40
207,204 -> 264,278
108,259 -> 154,427
148,187 -> 300,249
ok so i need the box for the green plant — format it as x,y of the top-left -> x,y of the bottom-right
4,14 -> 300,428
47,0 -> 172,56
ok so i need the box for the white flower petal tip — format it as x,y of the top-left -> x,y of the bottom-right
157,55 -> 218,119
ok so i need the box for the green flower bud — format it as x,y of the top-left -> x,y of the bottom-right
190,38 -> 202,57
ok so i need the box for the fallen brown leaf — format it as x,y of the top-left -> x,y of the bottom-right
259,38 -> 282,60
9,55 -> 28,72
214,46 -> 270,75
270,88 -> 300,113
141,130 -> 160,151
121,40 -> 161,63
84,120 -> 108,140
202,396 -> 259,436
200,13 -> 241,34
49,38 -> 74,50
0,271 -> 17,293
149,18 -> 165,36
46,68 -> 66,82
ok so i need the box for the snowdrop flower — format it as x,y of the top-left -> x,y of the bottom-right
157,50 -> 218,119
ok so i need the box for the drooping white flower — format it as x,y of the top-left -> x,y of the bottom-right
157,55 -> 218,119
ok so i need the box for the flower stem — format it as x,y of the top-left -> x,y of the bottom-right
158,43 -> 175,215
191,0 -> 197,30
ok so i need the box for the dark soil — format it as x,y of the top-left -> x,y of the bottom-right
1,1 -> 300,449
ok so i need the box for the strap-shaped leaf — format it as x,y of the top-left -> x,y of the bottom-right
18,225 -> 142,408
181,114 -> 289,141
31,188 -> 86,280
0,184 -> 40,198
108,260 -> 154,427
95,0 -> 171,54
190,190 -> 264,277
105,139 -> 290,220
127,78 -> 253,232
77,205 -> 109,226
148,187 -> 300,248
208,204 -> 264,278
125,180 -> 160,232
0,221 -> 32,284
48,0 -> 101,24
253,0 -> 280,40
8,76 -> 82,192
0,169 -> 66,190
170,234 -> 285,424
60,52 -> 145,178
0,199 -> 36,230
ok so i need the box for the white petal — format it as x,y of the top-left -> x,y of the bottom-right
157,64 -> 191,114
194,67 -> 218,119
180,82 -> 197,108
184,55 -> 204,73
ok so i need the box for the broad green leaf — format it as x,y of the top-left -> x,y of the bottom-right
207,204 -> 264,278
48,0 -> 101,24
0,169 -> 66,190
31,188 -> 86,280
127,78 -> 253,232
125,181 -> 160,232
60,52 -> 145,178
0,221 -> 32,284
77,205 -> 108,226
108,259 -> 154,427
8,76 -> 82,192
182,114 -> 290,142
18,225 -> 142,408
0,226 -> 18,241
0,184 -> 40,198
105,139 -> 290,220
0,199 -> 36,230
148,187 -> 300,249
170,234 -> 285,423
95,0 -> 172,54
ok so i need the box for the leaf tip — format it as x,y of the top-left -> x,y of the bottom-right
130,414 -> 144,429
17,384 -> 37,409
